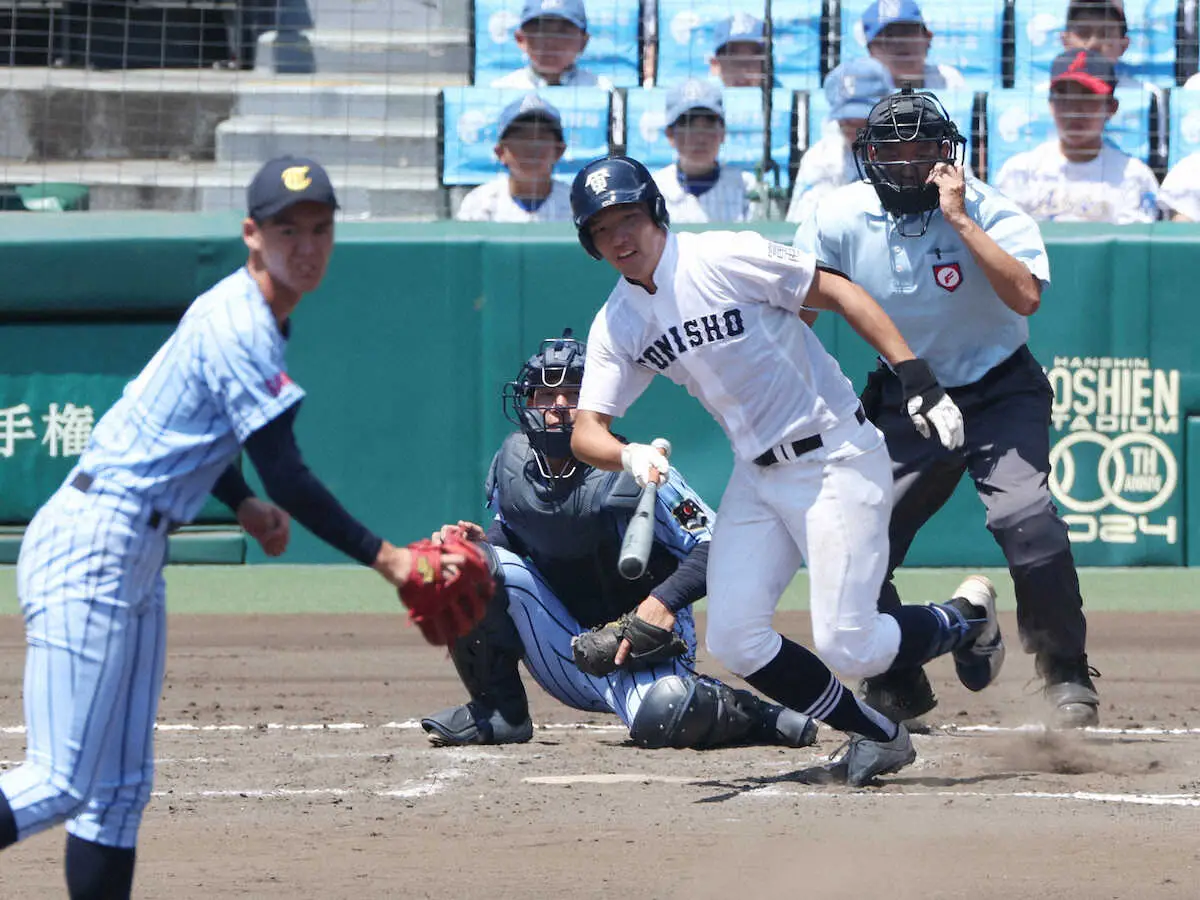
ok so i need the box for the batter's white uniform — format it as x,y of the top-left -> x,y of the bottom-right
456,177 -> 574,222
578,230 -> 901,680
993,139 -> 1161,224
1159,151 -> 1200,221
651,164 -> 756,223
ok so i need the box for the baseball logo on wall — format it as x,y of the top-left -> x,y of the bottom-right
1045,356 -> 1181,558
932,263 -> 962,292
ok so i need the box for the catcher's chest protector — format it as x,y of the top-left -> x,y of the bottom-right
488,433 -> 640,561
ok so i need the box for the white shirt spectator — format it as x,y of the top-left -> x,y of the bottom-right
1159,152 -> 1200,221
492,65 -> 614,90
455,177 -> 573,222
917,62 -> 966,91
652,164 -> 757,223
993,139 -> 1160,224
785,124 -> 858,224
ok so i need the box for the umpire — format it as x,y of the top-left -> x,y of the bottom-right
793,88 -> 1099,728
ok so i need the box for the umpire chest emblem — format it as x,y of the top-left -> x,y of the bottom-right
933,262 -> 963,292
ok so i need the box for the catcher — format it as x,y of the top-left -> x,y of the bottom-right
420,331 -> 818,750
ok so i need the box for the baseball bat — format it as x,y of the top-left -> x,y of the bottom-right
618,438 -> 671,580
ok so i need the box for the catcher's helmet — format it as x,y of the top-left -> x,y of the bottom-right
570,156 -> 670,260
853,87 -> 966,236
503,328 -> 587,467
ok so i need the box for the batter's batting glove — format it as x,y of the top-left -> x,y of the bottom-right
895,359 -> 965,450
621,441 -> 670,488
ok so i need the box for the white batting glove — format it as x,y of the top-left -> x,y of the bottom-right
895,359 -> 965,451
906,393 -> 965,450
621,441 -> 670,488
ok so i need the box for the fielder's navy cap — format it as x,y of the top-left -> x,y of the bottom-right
862,0 -> 927,44
497,93 -> 565,140
247,156 -> 339,221
1050,48 -> 1117,95
825,57 -> 895,121
519,0 -> 587,31
665,78 -> 725,127
712,12 -> 765,54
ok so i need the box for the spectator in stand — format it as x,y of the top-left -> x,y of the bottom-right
786,57 -> 895,223
710,13 -> 775,88
456,94 -> 572,222
861,0 -> 966,91
1060,0 -> 1165,168
994,50 -> 1159,224
1158,153 -> 1200,221
651,79 -> 757,223
493,0 -> 614,90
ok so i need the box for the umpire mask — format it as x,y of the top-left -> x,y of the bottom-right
854,88 -> 966,237
502,329 -> 587,475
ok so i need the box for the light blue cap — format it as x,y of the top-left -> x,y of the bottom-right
825,57 -> 895,121
862,0 -> 926,44
519,0 -> 587,31
497,93 -> 564,138
712,12 -> 765,54
665,78 -> 725,127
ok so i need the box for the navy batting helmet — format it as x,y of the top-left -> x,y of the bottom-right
570,156 -> 670,260
853,87 -> 965,236
502,328 -> 587,469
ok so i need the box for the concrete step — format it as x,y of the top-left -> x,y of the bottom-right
255,27 -> 471,77
235,78 -> 461,122
0,160 -> 444,218
215,114 -> 437,168
308,0 -> 470,32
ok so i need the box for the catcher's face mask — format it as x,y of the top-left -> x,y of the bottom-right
503,330 -> 587,475
854,88 -> 966,237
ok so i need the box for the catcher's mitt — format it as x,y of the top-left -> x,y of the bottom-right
571,611 -> 688,677
398,535 -> 494,646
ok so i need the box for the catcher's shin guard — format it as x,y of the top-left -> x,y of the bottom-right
629,675 -> 817,750
443,590 -> 529,728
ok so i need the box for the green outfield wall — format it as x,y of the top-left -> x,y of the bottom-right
0,214 -> 1196,567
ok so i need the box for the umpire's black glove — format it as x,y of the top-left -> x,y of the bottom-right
894,359 -> 965,450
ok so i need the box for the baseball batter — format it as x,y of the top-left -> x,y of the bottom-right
793,88 -> 1099,728
0,157 -> 478,898
566,155 -> 1005,786
420,331 -> 817,751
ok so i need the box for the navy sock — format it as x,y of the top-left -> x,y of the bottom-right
65,834 -> 136,900
0,789 -> 16,849
744,636 -> 897,742
888,601 -> 983,670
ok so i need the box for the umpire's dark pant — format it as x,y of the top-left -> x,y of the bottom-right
864,345 -> 1087,664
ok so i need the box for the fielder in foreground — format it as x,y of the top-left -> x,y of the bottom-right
0,157 -> 488,899
567,155 -> 1005,786
794,88 -> 1099,728
420,331 -> 818,752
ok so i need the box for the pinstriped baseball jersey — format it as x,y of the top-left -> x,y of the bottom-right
77,266 -> 304,522
578,230 -> 860,461
455,176 -> 574,222
652,164 -> 756,223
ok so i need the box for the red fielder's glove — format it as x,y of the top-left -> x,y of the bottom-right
398,535 -> 494,646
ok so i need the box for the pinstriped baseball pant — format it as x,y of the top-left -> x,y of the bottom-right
0,485 -> 168,849
495,547 -> 697,727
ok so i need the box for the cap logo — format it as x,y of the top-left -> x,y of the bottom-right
1067,50 -> 1088,73
880,0 -> 902,17
585,169 -> 610,193
684,81 -> 705,100
842,75 -> 856,98
281,166 -> 312,192
731,11 -> 756,31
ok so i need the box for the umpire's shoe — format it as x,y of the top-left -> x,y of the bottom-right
421,702 -> 533,746
860,667 -> 938,725
949,575 -> 1006,692
827,724 -> 917,787
1038,654 -> 1100,729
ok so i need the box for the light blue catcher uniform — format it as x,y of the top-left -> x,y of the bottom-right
1,267 -> 303,848
491,463 -> 709,727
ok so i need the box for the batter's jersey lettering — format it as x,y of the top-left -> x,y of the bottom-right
793,180 -> 1049,387
77,267 -> 305,523
578,230 -> 861,461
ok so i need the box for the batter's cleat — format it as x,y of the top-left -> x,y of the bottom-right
1038,655 -> 1101,729
769,708 -> 819,748
860,667 -> 938,725
421,702 -> 533,746
826,724 -> 917,787
950,575 -> 1006,692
